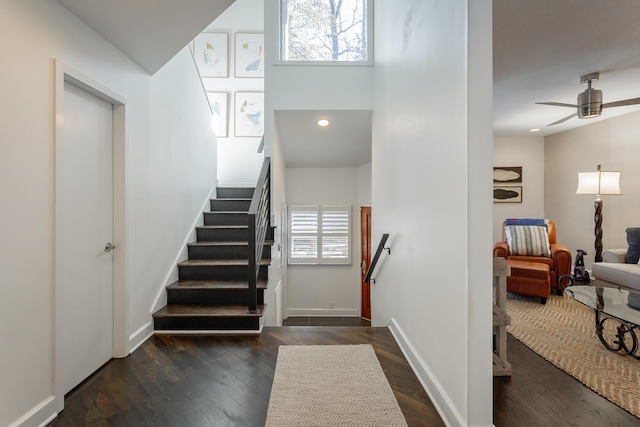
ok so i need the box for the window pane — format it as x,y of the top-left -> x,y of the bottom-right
322,236 -> 349,258
290,210 -> 318,233
291,236 -> 318,258
322,210 -> 349,233
281,0 -> 368,61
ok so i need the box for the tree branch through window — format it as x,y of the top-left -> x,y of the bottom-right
280,0 -> 370,62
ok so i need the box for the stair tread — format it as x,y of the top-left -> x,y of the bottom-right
212,198 -> 252,201
154,304 -> 266,317
205,211 -> 248,214
167,280 -> 268,290
196,225 -> 248,229
178,259 -> 271,267
188,240 -> 274,247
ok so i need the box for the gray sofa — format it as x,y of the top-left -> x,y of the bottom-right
592,249 -> 640,292
591,227 -> 640,292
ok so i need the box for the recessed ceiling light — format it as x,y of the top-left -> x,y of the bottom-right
317,119 -> 330,127
530,128 -> 540,132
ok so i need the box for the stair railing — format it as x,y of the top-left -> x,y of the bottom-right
364,233 -> 390,284
247,157 -> 271,313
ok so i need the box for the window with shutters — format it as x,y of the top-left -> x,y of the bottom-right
288,205 -> 351,265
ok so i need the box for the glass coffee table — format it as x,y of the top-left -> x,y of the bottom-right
564,284 -> 640,359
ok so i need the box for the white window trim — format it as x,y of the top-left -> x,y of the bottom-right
288,204 -> 352,265
277,0 -> 374,66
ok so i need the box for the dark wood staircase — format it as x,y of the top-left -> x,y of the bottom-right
153,186 -> 272,332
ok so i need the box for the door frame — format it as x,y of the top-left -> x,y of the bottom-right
281,203 -> 288,323
53,60 -> 128,413
360,206 -> 372,320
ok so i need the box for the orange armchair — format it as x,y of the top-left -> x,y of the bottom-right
494,221 -> 572,292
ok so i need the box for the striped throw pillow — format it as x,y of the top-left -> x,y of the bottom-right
505,225 -> 551,257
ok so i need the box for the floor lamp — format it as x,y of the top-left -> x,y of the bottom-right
576,165 -> 622,262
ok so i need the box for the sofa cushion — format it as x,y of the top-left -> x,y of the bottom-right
626,227 -> 640,264
509,255 -> 554,270
603,249 -> 627,263
505,225 -> 551,257
592,262 -> 640,292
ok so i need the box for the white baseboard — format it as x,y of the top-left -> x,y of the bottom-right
286,308 -> 359,317
387,318 -> 466,427
9,395 -> 57,427
128,322 -> 153,354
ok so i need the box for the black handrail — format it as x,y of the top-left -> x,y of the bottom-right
247,157 -> 271,313
364,233 -> 390,283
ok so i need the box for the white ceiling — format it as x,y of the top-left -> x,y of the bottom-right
55,0 -> 640,166
279,1 -> 640,168
494,0 -> 640,137
56,0 -> 235,75
275,110 -> 373,168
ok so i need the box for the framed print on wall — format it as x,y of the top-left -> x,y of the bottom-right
235,33 -> 264,78
234,92 -> 264,137
493,166 -> 522,184
207,92 -> 228,138
493,186 -> 523,203
193,32 -> 228,77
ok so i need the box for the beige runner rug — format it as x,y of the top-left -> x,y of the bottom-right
507,294 -> 640,418
265,344 -> 408,427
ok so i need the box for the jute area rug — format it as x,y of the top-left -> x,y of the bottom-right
265,344 -> 408,427
507,294 -> 640,418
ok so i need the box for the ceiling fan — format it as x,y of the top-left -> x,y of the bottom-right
536,72 -> 640,126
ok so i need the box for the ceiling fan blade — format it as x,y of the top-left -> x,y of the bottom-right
536,102 -> 578,108
547,113 -> 577,126
602,97 -> 640,108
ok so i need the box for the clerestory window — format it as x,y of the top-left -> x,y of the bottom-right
279,0 -> 372,64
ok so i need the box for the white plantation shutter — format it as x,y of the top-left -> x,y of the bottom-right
290,208 -> 318,259
289,205 -> 351,264
321,209 -> 349,259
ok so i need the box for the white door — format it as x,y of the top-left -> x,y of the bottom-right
60,81 -> 114,394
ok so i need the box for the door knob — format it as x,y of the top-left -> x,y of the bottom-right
104,242 -> 115,252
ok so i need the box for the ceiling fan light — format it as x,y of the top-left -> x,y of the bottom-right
577,87 -> 603,118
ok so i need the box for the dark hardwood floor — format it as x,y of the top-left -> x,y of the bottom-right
283,316 -> 371,326
494,334 -> 639,427
49,326 -> 443,427
48,324 -> 639,427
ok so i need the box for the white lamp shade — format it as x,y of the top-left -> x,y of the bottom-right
576,171 -> 622,195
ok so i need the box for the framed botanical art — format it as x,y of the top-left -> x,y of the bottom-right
193,32 -> 228,77
207,92 -> 228,138
234,92 -> 264,137
493,186 -> 522,203
235,33 -> 264,78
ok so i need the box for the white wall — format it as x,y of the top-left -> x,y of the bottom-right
263,1 -> 373,113
371,1 -> 493,427
0,2 -> 216,426
285,168 -> 368,316
203,0 -> 264,186
264,121 -> 288,325
265,1 -> 492,424
357,162 -> 373,207
545,110 -> 640,271
493,136 -> 545,242
264,0 -> 375,319
127,50 -> 218,338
